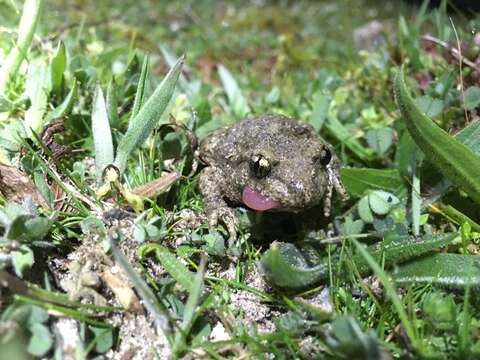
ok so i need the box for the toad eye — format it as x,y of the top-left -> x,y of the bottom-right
319,147 -> 332,166
249,154 -> 271,178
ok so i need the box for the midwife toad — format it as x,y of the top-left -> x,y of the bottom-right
198,114 -> 348,240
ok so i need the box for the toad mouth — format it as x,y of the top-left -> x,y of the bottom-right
242,186 -> 281,211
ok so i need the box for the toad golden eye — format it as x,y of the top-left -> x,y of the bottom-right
249,154 -> 271,178
319,147 -> 332,166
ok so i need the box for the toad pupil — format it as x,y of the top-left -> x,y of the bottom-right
250,154 -> 271,178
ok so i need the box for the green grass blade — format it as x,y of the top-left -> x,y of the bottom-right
114,55 -> 184,174
0,0 -> 42,95
351,238 -> 419,350
218,64 -> 250,118
172,255 -> 206,356
394,68 -> 480,205
110,238 -> 172,339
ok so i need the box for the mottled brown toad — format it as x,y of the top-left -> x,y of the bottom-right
198,114 -> 348,241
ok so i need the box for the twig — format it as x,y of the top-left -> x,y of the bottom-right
449,17 -> 469,123
421,34 -> 480,73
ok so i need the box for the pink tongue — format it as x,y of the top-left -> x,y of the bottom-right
242,187 -> 281,211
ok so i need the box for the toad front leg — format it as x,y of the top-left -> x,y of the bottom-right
199,166 -> 238,245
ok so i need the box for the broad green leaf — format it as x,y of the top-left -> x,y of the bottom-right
218,64 -> 250,118
394,68 -> 480,205
50,40 -> 66,96
4,201 -> 30,219
114,55 -> 183,174
422,292 -> 456,331
203,232 -> 225,256
27,323 -> 52,356
138,243 -> 194,291
0,119 -> 26,151
44,79 -> 77,122
91,84 -> 114,181
12,245 -> 34,277
7,215 -> 30,240
415,95 -> 443,118
24,59 -> 51,137
325,316 -> 384,359
34,171 -> 54,208
340,168 -> 405,197
454,120 -> 480,156
341,215 -> 364,236
27,305 -> 49,326
24,217 -> 51,240
0,0 -> 42,95
464,86 -> 480,110
368,190 -> 399,215
310,93 -> 330,131
358,196 -> 374,223
132,224 -> 147,243
394,253 -> 480,287
90,326 -> 113,353
366,127 -> 394,155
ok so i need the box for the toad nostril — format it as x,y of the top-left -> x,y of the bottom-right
319,147 -> 332,166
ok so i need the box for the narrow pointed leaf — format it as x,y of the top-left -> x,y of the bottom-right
50,41 -> 66,95
106,78 -> 119,127
394,68 -> 480,205
350,232 -> 458,274
394,253 -> 480,287
92,84 -> 114,181
114,55 -> 184,174
130,55 -> 149,121
44,79 -> 77,122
